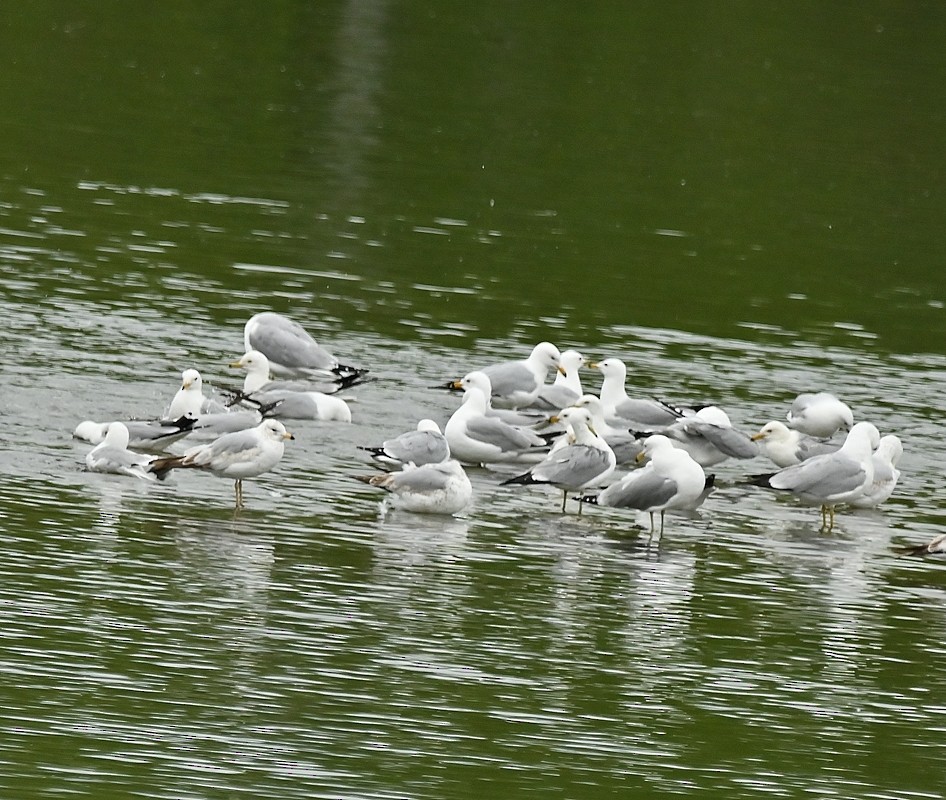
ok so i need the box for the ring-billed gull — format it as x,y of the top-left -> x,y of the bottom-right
165,369 -> 227,419
228,350 -> 351,420
590,358 -> 682,427
567,394 -> 643,464
786,392 -> 853,437
579,434 -> 707,533
895,533 -> 946,556
359,419 -> 450,467
658,406 -> 758,468
150,419 -> 294,508
530,349 -> 586,411
445,371 -> 548,464
747,421 -> 879,530
501,406 -> 616,513
849,434 -> 902,508
751,420 -> 841,467
85,422 -> 158,480
446,342 -> 564,409
355,459 -> 472,515
244,311 -> 368,386
74,415 -> 196,452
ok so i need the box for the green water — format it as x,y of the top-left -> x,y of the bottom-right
2,2 -> 946,798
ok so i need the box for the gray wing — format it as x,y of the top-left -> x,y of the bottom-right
769,453 -> 865,496
465,416 -> 544,451
385,430 -> 450,465
607,435 -> 645,465
613,398 -> 678,427
123,420 -> 191,451
796,437 -> 840,461
389,463 -> 456,493
186,428 -> 263,466
191,411 -> 261,436
530,384 -> 579,411
483,361 -> 538,398
246,312 -> 337,372
532,445 -> 613,488
684,421 -> 758,459
599,468 -> 678,510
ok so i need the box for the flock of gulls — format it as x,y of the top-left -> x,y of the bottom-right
74,310 -> 935,554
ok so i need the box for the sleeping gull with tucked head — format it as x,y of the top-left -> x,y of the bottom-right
355,459 -> 472,515
84,422 -> 159,480
359,419 -> 450,468
785,392 -> 853,438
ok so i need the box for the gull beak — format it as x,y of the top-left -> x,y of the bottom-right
750,432 -> 765,441
282,431 -> 295,441
635,451 -> 648,464
182,379 -> 193,389
589,361 -> 600,369
549,414 -> 561,425
587,422 -> 598,436
228,360 -> 244,369
556,365 -> 567,376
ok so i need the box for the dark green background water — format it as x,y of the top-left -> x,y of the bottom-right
2,3 -> 946,798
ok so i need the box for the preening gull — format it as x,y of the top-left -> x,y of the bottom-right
447,341 -> 564,409
244,311 -> 367,385
445,371 -> 548,464
501,406 -> 616,513
591,357 -> 681,427
659,406 -> 758,468
786,392 -> 853,438
150,419 -> 294,508
355,459 -> 472,515
359,419 -> 450,467
580,434 -> 707,533
751,420 -> 841,468
747,421 -> 879,530
570,394 -> 644,465
84,422 -> 158,480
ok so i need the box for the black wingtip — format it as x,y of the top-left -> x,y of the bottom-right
744,472 -> 776,487
576,494 -> 599,505
704,473 -> 717,490
500,472 -> 536,486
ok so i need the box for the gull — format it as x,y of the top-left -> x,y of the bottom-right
444,371 -> 549,464
74,415 -> 196,452
786,392 -> 853,437
501,406 -> 616,513
359,419 -> 450,467
355,459 -> 472,515
895,533 -> 946,557
446,341 -> 564,409
579,434 -> 707,534
84,422 -> 158,480
849,434 -> 902,508
591,357 -> 681,427
165,369 -> 227,419
150,419 -> 294,508
244,311 -> 368,385
751,420 -> 841,468
529,349 -> 586,411
747,421 -> 879,530
569,394 -> 644,464
228,350 -> 351,421
659,406 -> 758,468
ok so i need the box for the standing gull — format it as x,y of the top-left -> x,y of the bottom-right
786,392 -> 853,438
444,371 -> 549,464
447,342 -> 564,409
501,406 -> 616,513
359,419 -> 450,468
580,434 -> 707,533
244,311 -> 368,385
150,419 -> 294,508
747,421 -> 879,530
355,459 -> 472,515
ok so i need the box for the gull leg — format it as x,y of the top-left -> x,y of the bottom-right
234,479 -> 244,509
561,490 -> 568,513
660,510 -> 666,534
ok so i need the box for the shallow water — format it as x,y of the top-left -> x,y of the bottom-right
4,2 -> 946,798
